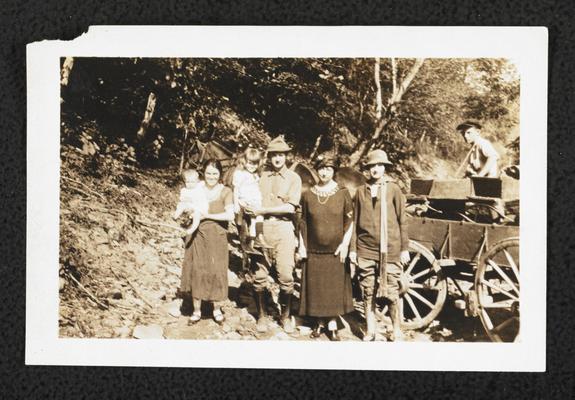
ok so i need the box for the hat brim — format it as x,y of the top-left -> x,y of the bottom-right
315,163 -> 337,169
267,147 -> 292,153
364,160 -> 392,166
456,122 -> 481,131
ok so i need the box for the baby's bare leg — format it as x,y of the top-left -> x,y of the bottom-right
185,209 -> 201,235
173,204 -> 184,220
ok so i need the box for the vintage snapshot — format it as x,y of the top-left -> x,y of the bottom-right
27,26 -> 547,370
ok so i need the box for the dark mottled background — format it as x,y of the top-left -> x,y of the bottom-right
2,0 -> 572,398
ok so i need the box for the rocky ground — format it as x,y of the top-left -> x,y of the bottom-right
58,153 -> 487,342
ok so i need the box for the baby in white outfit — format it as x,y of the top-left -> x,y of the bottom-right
173,169 -> 208,236
232,147 -> 270,250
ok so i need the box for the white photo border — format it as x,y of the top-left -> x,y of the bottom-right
26,26 -> 548,371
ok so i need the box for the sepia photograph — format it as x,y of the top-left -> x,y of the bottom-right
26,26 -> 546,370
58,56 -> 520,343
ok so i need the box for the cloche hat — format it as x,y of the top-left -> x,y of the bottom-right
364,149 -> 392,166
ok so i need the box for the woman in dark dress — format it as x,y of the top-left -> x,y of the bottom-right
180,159 -> 234,325
298,154 -> 354,341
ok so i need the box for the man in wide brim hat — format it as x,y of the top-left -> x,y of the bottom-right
244,134 -> 302,334
363,149 -> 392,166
266,135 -> 292,153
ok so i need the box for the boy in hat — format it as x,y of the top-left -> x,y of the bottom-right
456,121 -> 500,178
349,149 -> 410,341
242,135 -> 302,333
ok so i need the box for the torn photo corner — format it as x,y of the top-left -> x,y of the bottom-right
26,26 -> 547,371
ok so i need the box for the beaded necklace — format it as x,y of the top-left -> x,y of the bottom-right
311,181 -> 339,205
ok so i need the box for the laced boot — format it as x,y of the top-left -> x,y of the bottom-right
388,302 -> 404,342
363,299 -> 376,341
279,291 -> 294,334
254,290 -> 269,333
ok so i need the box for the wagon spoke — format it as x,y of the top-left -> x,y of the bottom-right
404,293 -> 422,321
487,259 -> 519,295
410,267 -> 432,282
480,308 -> 494,330
503,250 -> 520,282
408,289 -> 435,310
480,278 -> 519,302
408,282 -> 440,291
405,253 -> 421,276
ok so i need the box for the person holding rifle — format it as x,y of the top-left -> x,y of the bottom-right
349,149 -> 410,341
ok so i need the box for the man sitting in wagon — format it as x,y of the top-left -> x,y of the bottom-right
456,121 -> 500,178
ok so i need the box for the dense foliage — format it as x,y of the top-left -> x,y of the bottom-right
61,57 -> 519,173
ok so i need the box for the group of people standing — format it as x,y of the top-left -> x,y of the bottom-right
173,135 -> 411,342
172,120 -> 501,342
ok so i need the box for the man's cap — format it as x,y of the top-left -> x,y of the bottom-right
266,135 -> 292,153
314,153 -> 338,170
456,120 -> 482,132
364,149 -> 392,166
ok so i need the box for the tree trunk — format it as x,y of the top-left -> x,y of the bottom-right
179,123 -> 189,174
60,57 -> 74,86
389,58 -> 425,105
136,92 -> 157,141
374,58 -> 383,120
391,58 -> 398,96
347,117 -> 390,167
347,58 -> 425,167
309,134 -> 323,160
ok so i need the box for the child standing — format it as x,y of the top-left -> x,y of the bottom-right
349,149 -> 411,342
172,169 -> 208,236
232,146 -> 270,252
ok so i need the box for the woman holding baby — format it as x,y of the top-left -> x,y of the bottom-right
178,159 -> 234,325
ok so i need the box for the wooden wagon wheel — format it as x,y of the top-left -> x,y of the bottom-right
475,237 -> 520,342
376,240 -> 447,330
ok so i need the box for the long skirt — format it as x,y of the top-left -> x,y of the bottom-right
180,220 -> 228,301
299,253 -> 354,317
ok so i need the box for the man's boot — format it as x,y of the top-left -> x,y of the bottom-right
254,290 -> 269,333
388,301 -> 404,342
363,298 -> 376,341
279,290 -> 294,334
